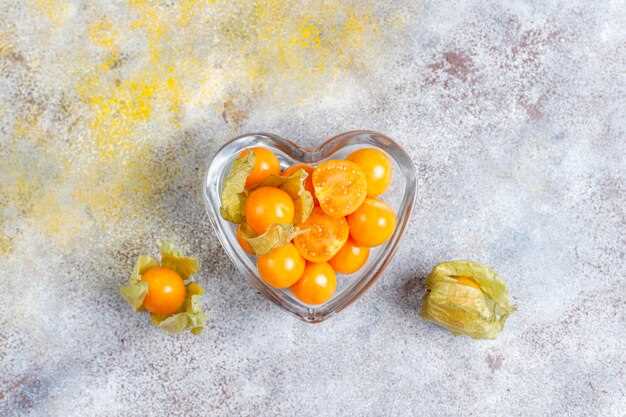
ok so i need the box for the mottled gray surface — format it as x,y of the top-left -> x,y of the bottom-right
1,1 -> 625,416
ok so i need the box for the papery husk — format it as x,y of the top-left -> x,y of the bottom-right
154,283 -> 207,335
257,168 -> 314,224
420,260 -> 515,339
239,223 -> 300,256
160,241 -> 200,280
219,152 -> 255,223
119,255 -> 158,311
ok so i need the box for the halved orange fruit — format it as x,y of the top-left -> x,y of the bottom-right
312,160 -> 367,217
293,207 -> 349,262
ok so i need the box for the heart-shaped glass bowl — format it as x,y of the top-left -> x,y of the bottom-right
203,131 -> 416,323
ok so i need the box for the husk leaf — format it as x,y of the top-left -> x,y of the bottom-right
119,255 -> 158,311
239,223 -> 300,256
220,152 -> 255,223
159,241 -> 199,280
156,282 -> 207,334
257,168 -> 314,224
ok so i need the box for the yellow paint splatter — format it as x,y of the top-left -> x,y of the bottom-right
33,0 -> 72,26
129,0 -> 168,64
76,73 -> 156,159
219,1 -> 381,92
13,114 -> 48,146
291,19 -> 322,48
2,0 -> 397,253
88,20 -> 118,49
1,114 -> 87,249
0,233 -> 12,256
29,191 -> 83,244
178,0 -> 217,26
0,32 -> 15,57
71,146 -> 174,224
66,6 -> 204,232
88,19 -> 121,70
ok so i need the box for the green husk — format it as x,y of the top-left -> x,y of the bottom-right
220,152 -> 255,223
119,255 -> 158,311
257,168 -> 314,224
154,283 -> 207,335
420,260 -> 515,339
239,223 -> 300,256
160,241 -> 199,280
119,242 -> 206,335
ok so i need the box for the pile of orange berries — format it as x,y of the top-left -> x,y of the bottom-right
234,147 -> 396,305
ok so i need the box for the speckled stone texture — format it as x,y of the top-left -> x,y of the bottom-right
1,1 -> 625,416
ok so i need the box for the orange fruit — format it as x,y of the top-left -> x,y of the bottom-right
293,207 -> 349,262
141,267 -> 186,315
257,244 -> 305,288
291,262 -> 336,305
312,160 -> 367,217
236,225 -> 254,254
347,148 -> 392,196
329,238 -> 369,274
245,186 -> 295,234
241,147 -> 280,189
347,198 -> 396,247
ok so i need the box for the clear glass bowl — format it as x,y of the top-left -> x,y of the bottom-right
203,131 -> 417,323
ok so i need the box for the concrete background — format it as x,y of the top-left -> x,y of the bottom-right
1,1 -> 624,416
